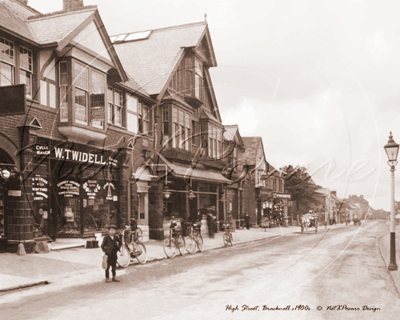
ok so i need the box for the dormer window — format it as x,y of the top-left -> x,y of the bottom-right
0,38 -> 14,86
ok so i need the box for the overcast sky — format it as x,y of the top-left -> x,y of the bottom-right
30,0 -> 400,211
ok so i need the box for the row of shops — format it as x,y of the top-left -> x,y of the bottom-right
0,0 -> 290,253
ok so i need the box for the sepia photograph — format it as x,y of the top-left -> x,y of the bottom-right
0,0 -> 400,319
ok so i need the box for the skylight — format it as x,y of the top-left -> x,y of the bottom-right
114,34 -> 127,42
124,31 -> 152,42
111,31 -> 152,43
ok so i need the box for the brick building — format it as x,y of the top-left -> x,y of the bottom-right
241,137 -> 288,226
112,21 -> 243,239
0,0 -> 155,252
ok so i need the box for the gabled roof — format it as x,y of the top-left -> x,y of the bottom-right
242,136 -> 277,172
113,21 -> 216,96
28,7 -> 96,46
224,125 -> 244,147
242,137 -> 262,166
0,0 -> 39,41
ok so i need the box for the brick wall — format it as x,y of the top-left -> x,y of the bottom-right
242,174 -> 257,225
148,181 -> 164,240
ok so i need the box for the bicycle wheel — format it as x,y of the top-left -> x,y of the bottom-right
177,235 -> 186,256
136,228 -> 143,242
223,232 -> 229,247
185,235 -> 197,254
196,234 -> 204,252
117,244 -> 130,267
163,238 -> 176,258
135,241 -> 147,265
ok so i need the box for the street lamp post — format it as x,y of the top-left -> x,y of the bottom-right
384,131 -> 399,271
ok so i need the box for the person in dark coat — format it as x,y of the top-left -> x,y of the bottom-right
101,225 -> 121,283
207,213 -> 215,238
245,214 -> 251,230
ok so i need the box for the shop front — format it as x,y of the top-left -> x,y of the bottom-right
147,156 -> 230,240
32,139 -> 124,239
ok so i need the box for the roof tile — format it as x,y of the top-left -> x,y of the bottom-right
114,22 -> 207,95
28,8 -> 95,44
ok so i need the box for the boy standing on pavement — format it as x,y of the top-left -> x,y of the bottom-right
101,225 -> 121,283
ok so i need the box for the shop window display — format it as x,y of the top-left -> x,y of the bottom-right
54,162 -> 121,236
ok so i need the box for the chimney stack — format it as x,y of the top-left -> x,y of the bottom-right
18,0 -> 29,5
63,0 -> 84,11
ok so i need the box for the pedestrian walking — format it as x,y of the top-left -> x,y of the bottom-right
245,214 -> 251,230
101,225 -> 121,283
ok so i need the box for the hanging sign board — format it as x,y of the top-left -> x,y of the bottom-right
274,193 -> 291,199
8,190 -> 21,197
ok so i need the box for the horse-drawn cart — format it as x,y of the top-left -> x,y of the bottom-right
300,213 -> 318,233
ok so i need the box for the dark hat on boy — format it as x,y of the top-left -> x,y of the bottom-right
107,224 -> 117,230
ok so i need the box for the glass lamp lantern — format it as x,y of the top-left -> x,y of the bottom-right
384,132 -> 399,167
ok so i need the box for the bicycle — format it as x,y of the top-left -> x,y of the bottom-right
184,221 -> 204,254
116,225 -> 147,267
222,223 -> 234,247
130,218 -> 143,242
163,220 -> 186,258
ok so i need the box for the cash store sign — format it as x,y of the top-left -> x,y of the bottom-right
54,148 -> 117,166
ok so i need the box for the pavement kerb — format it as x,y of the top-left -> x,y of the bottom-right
0,281 -> 49,294
0,225 -> 346,294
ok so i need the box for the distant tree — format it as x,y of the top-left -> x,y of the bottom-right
279,165 -> 322,214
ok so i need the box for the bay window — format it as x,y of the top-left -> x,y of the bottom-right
74,63 -> 88,124
162,106 -> 169,136
185,113 -> 190,151
0,37 -> 14,86
114,89 -> 123,126
90,70 -> 105,129
171,107 -> 191,149
207,124 -> 222,159
59,62 -> 68,122
195,58 -> 203,100
172,107 -> 178,148
20,47 -> 32,98
107,87 -> 113,123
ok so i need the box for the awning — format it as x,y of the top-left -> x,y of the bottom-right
156,153 -> 230,183
170,163 -> 230,183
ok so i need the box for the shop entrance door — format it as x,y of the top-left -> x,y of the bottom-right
137,181 -> 149,227
138,193 -> 148,226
